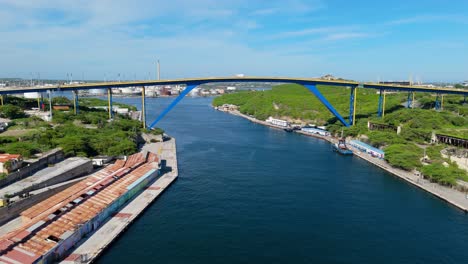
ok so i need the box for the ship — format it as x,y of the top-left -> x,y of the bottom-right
332,138 -> 353,155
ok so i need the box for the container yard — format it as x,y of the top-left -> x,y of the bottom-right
0,139 -> 177,264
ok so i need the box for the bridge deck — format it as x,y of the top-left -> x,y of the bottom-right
1,76 -> 466,95
0,76 -> 357,94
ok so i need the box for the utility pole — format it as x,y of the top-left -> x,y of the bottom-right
48,90 -> 53,121
157,60 -> 160,80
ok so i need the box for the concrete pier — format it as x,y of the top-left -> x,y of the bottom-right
61,139 -> 178,263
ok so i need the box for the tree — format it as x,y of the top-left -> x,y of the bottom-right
52,96 -> 72,105
0,105 -> 25,119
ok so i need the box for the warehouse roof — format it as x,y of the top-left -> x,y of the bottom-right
0,152 -> 160,263
350,140 -> 385,155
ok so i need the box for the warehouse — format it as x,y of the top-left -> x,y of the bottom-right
0,152 -> 161,264
349,140 -> 385,159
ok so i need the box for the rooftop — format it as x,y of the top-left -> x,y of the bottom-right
0,151 -> 160,263
0,154 -> 21,163
0,157 -> 90,198
350,140 -> 385,155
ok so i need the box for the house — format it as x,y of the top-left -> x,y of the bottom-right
0,154 -> 23,174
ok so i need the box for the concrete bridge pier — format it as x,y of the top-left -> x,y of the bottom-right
382,90 -> 386,118
435,94 -> 442,111
47,90 -> 53,121
73,90 -> 79,115
107,88 -> 113,119
406,91 -> 413,108
141,86 -> 146,129
0,95 -> 3,106
377,89 -> 383,117
348,86 -> 357,125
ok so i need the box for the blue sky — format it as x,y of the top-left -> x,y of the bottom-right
1,0 -> 467,82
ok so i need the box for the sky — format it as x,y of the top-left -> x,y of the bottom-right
0,0 -> 467,82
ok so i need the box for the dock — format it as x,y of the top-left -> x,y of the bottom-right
61,139 -> 178,263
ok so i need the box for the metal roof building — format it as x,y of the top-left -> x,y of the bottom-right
349,140 -> 385,159
0,152 -> 160,264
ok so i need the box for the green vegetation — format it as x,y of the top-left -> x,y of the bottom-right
0,105 -> 26,119
214,84 -> 468,187
384,144 -> 422,171
78,98 -> 138,111
52,96 -> 72,105
0,98 -> 163,158
213,84 -> 406,124
421,163 -> 468,186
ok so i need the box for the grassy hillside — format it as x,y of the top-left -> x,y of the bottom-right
213,84 -> 406,125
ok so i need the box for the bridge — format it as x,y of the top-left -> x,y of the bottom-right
0,76 -> 467,128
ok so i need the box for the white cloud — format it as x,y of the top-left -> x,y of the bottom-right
273,26 -> 354,38
386,14 -> 468,26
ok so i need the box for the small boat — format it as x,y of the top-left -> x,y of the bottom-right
284,127 -> 294,132
332,138 -> 353,155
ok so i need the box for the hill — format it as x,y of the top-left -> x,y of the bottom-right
213,84 -> 468,186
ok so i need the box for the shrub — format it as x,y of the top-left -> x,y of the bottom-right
385,143 -> 422,171
0,105 -> 26,119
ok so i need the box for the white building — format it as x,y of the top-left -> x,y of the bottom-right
92,156 -> 113,167
24,92 -> 42,99
189,88 -> 201,96
266,117 -> 289,127
349,140 -> 385,159
301,127 -> 330,136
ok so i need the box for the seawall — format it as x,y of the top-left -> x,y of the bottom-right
218,108 -> 468,212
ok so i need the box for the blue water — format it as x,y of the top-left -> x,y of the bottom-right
97,97 -> 468,264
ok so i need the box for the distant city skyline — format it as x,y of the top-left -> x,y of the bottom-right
1,0 -> 467,82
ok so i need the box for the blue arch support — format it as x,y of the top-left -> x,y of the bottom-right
148,84 -> 200,128
435,94 -> 441,110
303,84 -> 351,127
149,82 -> 352,129
406,91 -> 413,108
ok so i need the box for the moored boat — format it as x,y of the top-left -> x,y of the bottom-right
332,138 -> 353,155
